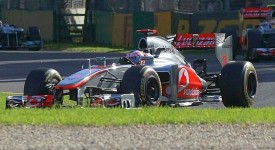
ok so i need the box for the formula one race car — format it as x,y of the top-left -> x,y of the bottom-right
218,7 -> 275,61
239,7 -> 275,61
0,24 -> 43,50
6,29 -> 258,109
240,7 -> 275,60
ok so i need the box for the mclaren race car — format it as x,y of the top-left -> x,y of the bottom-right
239,7 -> 275,60
218,7 -> 275,61
6,29 -> 258,109
240,7 -> 275,60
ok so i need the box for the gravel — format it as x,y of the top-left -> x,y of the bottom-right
0,124 -> 275,150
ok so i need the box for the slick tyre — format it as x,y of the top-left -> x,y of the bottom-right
24,68 -> 62,96
121,66 -> 162,107
220,28 -> 238,60
220,61 -> 257,108
245,30 -> 262,61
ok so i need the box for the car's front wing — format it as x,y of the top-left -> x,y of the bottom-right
5,94 -> 136,109
256,48 -> 275,57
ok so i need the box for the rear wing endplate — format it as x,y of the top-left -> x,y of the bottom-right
215,33 -> 233,67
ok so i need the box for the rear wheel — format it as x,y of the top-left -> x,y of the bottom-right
120,66 -> 162,107
220,61 -> 257,108
245,30 -> 262,61
24,68 -> 62,95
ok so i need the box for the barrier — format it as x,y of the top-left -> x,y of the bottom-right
154,12 -> 172,36
93,11 -> 113,45
132,12 -> 154,49
112,13 -> 132,48
171,12 -> 192,34
1,10 -> 265,46
190,11 -> 240,33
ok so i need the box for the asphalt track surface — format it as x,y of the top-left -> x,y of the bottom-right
0,50 -> 274,108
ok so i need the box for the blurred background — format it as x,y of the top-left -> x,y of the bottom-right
2,0 -> 272,12
1,0 -> 275,48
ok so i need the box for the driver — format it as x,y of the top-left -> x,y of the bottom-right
125,50 -> 151,65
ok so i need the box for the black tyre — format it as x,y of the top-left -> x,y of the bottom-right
24,68 -> 62,95
220,61 -> 257,108
220,28 -> 238,60
245,30 -> 262,61
120,66 -> 162,107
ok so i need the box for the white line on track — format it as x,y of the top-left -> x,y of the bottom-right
0,57 -> 120,65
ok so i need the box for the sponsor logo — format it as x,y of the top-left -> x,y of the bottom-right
184,88 -> 200,96
243,12 -> 268,18
178,67 -> 200,97
178,68 -> 189,93
176,36 -> 215,47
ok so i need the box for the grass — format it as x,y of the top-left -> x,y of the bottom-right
43,42 -> 129,53
2,92 -> 275,126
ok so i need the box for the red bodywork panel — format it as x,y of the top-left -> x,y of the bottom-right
239,30 -> 246,47
162,65 -> 203,100
174,33 -> 215,49
27,95 -> 53,107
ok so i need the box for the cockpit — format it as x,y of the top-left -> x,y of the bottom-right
138,36 -> 188,66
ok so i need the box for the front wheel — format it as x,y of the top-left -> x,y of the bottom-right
220,61 -> 257,108
24,68 -> 62,96
120,66 -> 162,107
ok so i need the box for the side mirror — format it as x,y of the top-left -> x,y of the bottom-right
96,57 -> 106,67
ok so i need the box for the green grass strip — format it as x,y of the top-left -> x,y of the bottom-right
1,93 -> 275,126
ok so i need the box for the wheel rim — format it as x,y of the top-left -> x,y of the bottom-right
146,77 -> 160,103
45,78 -> 60,94
247,72 -> 257,98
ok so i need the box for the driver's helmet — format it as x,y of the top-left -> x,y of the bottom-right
126,50 -> 146,64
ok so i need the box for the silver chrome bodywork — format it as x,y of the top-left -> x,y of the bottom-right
6,32 -> 233,108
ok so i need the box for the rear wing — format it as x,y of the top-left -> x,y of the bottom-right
242,7 -> 272,19
174,33 -> 215,49
173,33 -> 232,67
